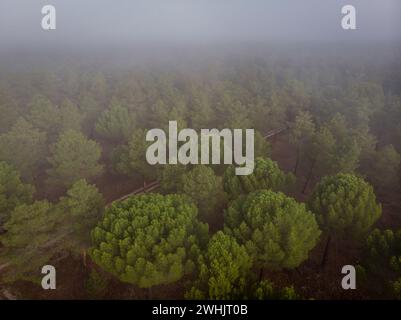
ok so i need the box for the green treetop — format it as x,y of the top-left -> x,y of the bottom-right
46,130 -> 103,188
223,157 -> 295,200
158,164 -> 188,194
225,190 -> 321,270
0,180 -> 104,283
0,162 -> 34,224
27,94 -> 60,137
185,231 -> 251,300
57,179 -> 104,256
177,165 -> 227,221
364,228 -> 401,298
368,145 -> 401,191
90,193 -> 209,288
112,129 -> 159,184
289,111 -> 316,175
58,99 -> 84,134
366,229 -> 401,275
0,118 -> 47,181
0,201 -> 64,283
309,173 -> 382,238
95,100 -> 136,142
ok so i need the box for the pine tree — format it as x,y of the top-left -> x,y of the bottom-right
302,114 -> 361,193
185,231 -> 251,300
46,130 -> 103,188
57,179 -> 104,258
0,201 -> 65,283
310,173 -> 382,237
90,194 -> 208,289
225,190 -> 320,271
309,173 -> 382,266
27,94 -> 60,138
0,162 -> 34,224
0,118 -> 47,181
223,157 -> 295,200
364,228 -> 401,298
369,145 -> 401,191
119,129 -> 160,185
366,229 -> 401,275
177,166 -> 227,221
158,164 -> 188,194
0,181 -> 104,282
95,99 -> 136,142
0,99 -> 20,134
289,111 -> 316,175
59,99 -> 84,134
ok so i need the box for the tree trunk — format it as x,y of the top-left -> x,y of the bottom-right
302,159 -> 316,194
82,249 -> 87,268
294,147 -> 300,175
258,268 -> 264,282
321,234 -> 331,268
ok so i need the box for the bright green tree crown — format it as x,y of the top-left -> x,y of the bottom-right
225,189 -> 320,270
223,157 -> 295,200
90,193 -> 208,288
309,173 -> 382,237
186,231 -> 251,300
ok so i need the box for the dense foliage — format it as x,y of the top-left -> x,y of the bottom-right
0,45 -> 399,299
0,201 -> 63,282
185,231 -> 251,299
113,129 -> 158,183
366,229 -> 401,275
0,162 -> 34,224
90,194 -> 208,288
309,173 -> 382,238
47,130 -> 103,188
0,180 -> 104,282
177,166 -> 227,221
0,118 -> 47,181
355,229 -> 401,298
186,231 -> 299,300
58,179 -> 105,255
223,157 -> 295,200
225,190 -> 321,270
95,100 -> 136,142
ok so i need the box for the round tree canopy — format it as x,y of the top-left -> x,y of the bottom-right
223,157 -> 295,200
225,189 -> 320,270
309,173 -> 382,237
186,231 -> 251,300
90,193 -> 208,288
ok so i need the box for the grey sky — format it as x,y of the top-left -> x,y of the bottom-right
0,0 -> 400,50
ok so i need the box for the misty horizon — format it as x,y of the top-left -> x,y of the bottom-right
0,0 -> 400,53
